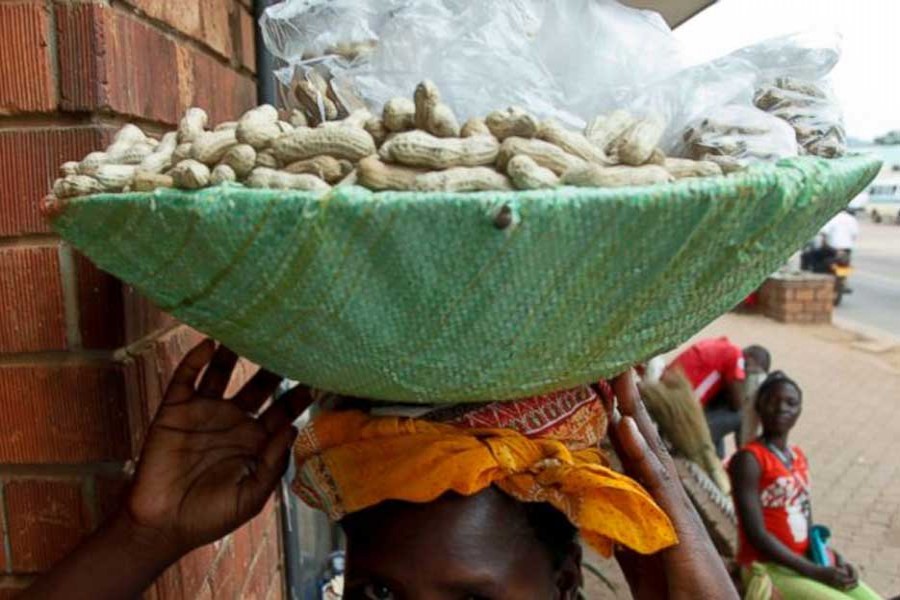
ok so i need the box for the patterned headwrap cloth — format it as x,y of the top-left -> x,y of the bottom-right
292,385 -> 677,557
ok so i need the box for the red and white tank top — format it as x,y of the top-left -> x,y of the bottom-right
736,441 -> 811,566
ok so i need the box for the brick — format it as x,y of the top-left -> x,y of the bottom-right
195,582 -> 213,600
152,326 -> 207,393
122,347 -> 165,453
190,50 -> 256,124
811,313 -> 831,324
0,3 -> 56,114
57,3 -> 253,125
75,252 -> 125,349
0,487 -> 6,572
760,284 -> 789,303
154,562 -> 184,600
125,0 -> 201,45
199,0 -> 233,58
123,0 -> 232,59
177,543 -> 218,599
209,529 -> 254,599
766,309 -> 788,323
232,526 -> 255,575
121,327 -> 206,458
248,494 -> 278,549
782,301 -> 804,313
123,285 -> 177,345
0,579 -> 31,600
0,126 -> 112,236
209,540 -> 241,600
795,288 -> 816,301
0,362 -> 131,463
175,45 -> 194,111
5,479 -> 91,572
241,530 -> 278,600
0,246 -> 66,353
811,300 -> 833,314
94,472 -> 131,523
237,6 -> 256,73
56,3 -> 182,124
266,576 -> 285,600
130,329 -> 255,416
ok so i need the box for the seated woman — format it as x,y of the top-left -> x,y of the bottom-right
730,371 -> 882,600
28,341 -> 737,599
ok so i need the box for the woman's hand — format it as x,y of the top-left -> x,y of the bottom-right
813,552 -> 858,590
813,565 -> 857,590
125,339 -> 312,563
27,340 -> 312,600
599,371 -> 739,600
833,552 -> 859,588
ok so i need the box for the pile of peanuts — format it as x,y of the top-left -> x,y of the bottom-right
50,80 -> 731,200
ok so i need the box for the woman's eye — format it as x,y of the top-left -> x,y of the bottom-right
363,583 -> 395,600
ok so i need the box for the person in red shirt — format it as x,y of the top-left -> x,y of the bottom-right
729,372 -> 882,599
666,337 -> 771,458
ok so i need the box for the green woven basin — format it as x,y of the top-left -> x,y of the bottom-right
51,156 -> 879,403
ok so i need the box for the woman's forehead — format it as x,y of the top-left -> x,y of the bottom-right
761,381 -> 801,402
343,489 -> 555,588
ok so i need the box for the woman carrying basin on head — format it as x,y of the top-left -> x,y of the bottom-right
26,341 -> 739,599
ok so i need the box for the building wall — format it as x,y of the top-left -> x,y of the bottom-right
0,1 -> 285,598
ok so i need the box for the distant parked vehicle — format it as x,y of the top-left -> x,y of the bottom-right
867,180 -> 900,224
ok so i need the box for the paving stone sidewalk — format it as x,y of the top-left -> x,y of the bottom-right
584,312 -> 900,598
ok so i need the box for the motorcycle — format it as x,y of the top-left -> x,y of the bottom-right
800,245 -> 852,306
830,251 -> 852,306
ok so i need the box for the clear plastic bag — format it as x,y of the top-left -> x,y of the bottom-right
261,3 -> 847,163
620,30 -> 845,161
753,77 -> 846,158
680,105 -> 799,169
616,55 -> 761,154
261,0 -> 687,127
729,30 -> 841,83
734,31 -> 847,158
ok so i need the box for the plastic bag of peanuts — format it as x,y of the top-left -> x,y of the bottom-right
260,0 -> 687,128
680,105 -> 799,172
731,30 -> 847,158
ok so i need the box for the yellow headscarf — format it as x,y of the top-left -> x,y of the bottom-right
292,386 -> 677,557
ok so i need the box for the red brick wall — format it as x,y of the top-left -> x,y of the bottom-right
0,1 -> 285,598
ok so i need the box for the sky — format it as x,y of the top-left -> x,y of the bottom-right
674,0 -> 900,142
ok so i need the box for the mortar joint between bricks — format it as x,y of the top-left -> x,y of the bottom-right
0,349 -> 115,367
57,242 -> 83,350
81,475 -> 100,531
0,233 -> 60,249
45,0 -> 61,109
0,463 -> 130,479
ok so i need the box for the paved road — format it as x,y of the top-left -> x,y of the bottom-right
835,221 -> 900,337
